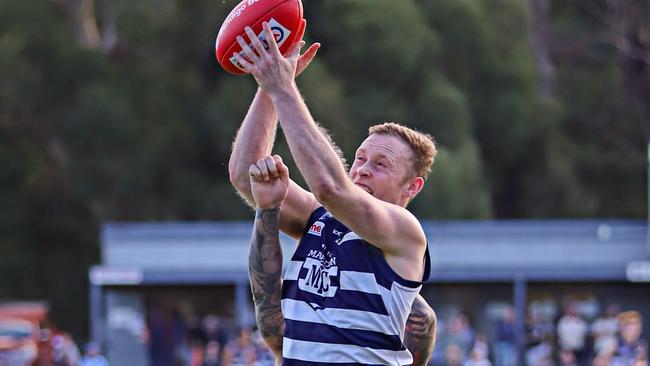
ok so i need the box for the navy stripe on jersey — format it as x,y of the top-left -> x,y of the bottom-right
284,319 -> 405,351
423,245 -> 431,281
282,281 -> 389,316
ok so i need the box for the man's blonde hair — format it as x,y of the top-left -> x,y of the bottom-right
368,122 -> 437,181
618,311 -> 642,325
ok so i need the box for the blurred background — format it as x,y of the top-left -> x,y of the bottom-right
0,0 -> 649,365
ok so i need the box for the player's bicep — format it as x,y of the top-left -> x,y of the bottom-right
324,187 -> 423,254
280,180 -> 319,239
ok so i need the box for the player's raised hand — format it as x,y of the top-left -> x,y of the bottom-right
234,22 -> 305,95
249,155 -> 290,210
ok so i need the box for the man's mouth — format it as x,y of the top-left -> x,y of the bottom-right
355,183 -> 373,195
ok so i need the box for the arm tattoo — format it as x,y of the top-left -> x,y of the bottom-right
249,208 -> 285,357
404,295 -> 437,366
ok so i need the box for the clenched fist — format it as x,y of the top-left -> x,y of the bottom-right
249,155 -> 289,209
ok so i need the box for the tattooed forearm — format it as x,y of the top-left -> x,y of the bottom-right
404,294 -> 436,366
249,208 -> 285,357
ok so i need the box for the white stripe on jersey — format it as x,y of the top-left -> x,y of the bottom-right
339,271 -> 380,294
283,337 -> 414,365
284,260 -> 302,281
281,298 -> 398,335
379,282 -> 421,341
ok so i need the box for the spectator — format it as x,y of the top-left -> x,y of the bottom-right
203,341 -> 221,366
591,303 -> 620,357
592,354 -> 611,366
171,310 -> 188,366
204,315 -> 229,351
464,333 -> 492,366
186,315 -> 208,366
526,337 -> 553,366
611,311 -> 648,366
526,310 -> 554,366
444,344 -> 464,366
80,342 -> 109,366
558,349 -> 578,366
222,326 -> 256,366
557,302 -> 588,363
494,306 -> 517,366
51,334 -> 81,366
447,313 -> 475,360
464,348 -> 492,366
148,309 -> 175,366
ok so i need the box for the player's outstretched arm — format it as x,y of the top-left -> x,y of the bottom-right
229,88 -> 278,205
228,20 -> 320,239
404,294 -> 437,366
228,19 -> 317,200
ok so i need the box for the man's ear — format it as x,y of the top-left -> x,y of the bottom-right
405,176 -> 424,199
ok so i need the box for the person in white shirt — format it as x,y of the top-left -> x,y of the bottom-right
557,302 -> 588,363
591,303 -> 620,356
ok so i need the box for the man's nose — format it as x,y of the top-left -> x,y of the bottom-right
357,162 -> 372,177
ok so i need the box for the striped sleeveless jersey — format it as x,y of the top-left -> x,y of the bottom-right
281,207 -> 431,365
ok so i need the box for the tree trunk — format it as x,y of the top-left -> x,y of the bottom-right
529,0 -> 555,99
618,4 -> 650,138
57,0 -> 101,49
100,0 -> 118,52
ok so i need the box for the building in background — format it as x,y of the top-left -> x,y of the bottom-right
89,220 -> 649,366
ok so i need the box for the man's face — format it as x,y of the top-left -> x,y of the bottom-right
349,133 -> 414,206
621,320 -> 642,344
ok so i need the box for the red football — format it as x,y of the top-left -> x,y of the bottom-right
215,0 -> 303,75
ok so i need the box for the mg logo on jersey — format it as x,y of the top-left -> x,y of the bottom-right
299,257 -> 338,297
308,221 -> 325,236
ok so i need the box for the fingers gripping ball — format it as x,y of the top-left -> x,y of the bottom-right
215,0 -> 303,74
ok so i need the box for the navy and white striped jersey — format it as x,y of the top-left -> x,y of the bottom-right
281,207 -> 431,365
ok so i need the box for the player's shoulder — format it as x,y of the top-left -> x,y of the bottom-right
393,206 -> 426,241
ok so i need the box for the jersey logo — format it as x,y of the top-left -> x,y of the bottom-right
308,221 -> 325,236
332,228 -> 344,245
299,257 -> 338,297
338,231 -> 362,245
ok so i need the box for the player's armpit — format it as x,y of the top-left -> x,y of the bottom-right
404,294 -> 436,366
249,208 -> 286,356
279,180 -> 319,240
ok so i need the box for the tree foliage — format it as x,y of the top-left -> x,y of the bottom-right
0,0 -> 648,336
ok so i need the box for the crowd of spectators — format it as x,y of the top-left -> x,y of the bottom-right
47,336 -> 109,366
146,299 -> 646,366
429,301 -> 647,366
147,311 -> 274,366
525,303 -> 647,366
